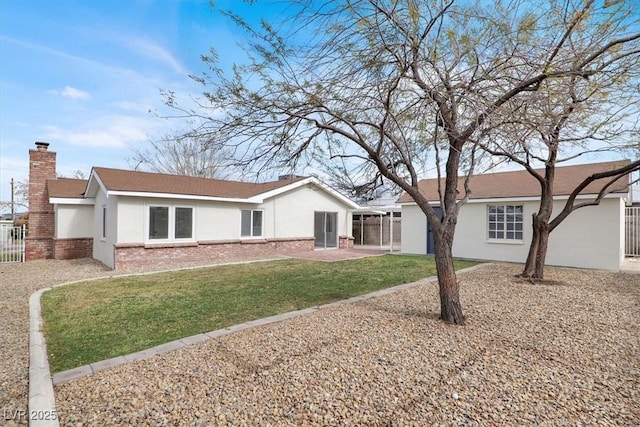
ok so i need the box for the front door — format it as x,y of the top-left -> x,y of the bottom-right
314,212 -> 338,249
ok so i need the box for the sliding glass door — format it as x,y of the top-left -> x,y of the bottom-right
314,212 -> 338,249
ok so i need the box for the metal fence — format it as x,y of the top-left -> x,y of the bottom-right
353,215 -> 401,248
625,207 -> 640,257
0,224 -> 26,263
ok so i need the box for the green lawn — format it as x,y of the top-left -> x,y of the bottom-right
42,255 -> 478,373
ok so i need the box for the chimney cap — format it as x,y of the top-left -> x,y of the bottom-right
35,141 -> 50,152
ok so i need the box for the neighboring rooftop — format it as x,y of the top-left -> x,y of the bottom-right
397,160 -> 632,203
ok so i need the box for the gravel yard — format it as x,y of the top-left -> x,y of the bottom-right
1,259 -> 112,426
2,260 -> 639,426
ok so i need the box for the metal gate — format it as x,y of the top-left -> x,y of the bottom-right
625,207 -> 640,257
0,224 -> 26,263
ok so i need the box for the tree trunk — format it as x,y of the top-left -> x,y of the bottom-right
433,232 -> 465,324
521,212 -> 540,277
521,213 -> 551,280
534,222 -> 550,279
522,172 -> 554,280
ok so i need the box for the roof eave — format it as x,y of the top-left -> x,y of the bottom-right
250,177 -> 361,209
84,168 -> 108,198
49,197 -> 95,205
106,190 -> 258,203
398,192 -> 627,205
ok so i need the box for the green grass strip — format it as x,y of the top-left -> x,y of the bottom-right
42,255 -> 478,372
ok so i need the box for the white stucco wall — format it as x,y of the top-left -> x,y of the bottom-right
54,204 -> 93,238
544,197 -> 623,270
260,183 -> 352,239
451,201 -> 536,264
116,196 -> 145,243
197,202 -> 254,240
109,182 -> 353,246
401,196 -> 624,271
400,204 -> 428,254
114,197 -> 258,243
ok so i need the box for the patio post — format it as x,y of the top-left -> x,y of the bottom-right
389,211 -> 394,252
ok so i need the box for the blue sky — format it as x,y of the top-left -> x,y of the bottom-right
0,0 -> 280,212
1,1 -> 637,213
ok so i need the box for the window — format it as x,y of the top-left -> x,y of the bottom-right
488,205 -> 523,241
101,206 -> 107,239
148,205 -> 193,241
175,207 -> 193,239
149,206 -> 169,239
241,210 -> 263,237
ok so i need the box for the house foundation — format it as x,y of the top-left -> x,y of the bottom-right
114,237 -> 316,270
54,238 -> 93,260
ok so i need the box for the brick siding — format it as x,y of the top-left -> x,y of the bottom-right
114,237 -> 316,270
339,235 -> 355,249
54,238 -> 93,260
25,237 -> 53,260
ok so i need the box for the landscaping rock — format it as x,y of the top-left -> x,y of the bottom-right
2,260 -> 638,426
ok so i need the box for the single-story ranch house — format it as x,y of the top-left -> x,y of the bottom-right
27,142 -> 358,269
399,160 -> 632,271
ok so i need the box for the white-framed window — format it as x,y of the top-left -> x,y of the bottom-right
174,207 -> 193,239
147,205 -> 194,241
488,205 -> 523,241
241,209 -> 263,237
101,205 -> 107,239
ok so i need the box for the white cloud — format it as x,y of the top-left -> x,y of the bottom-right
42,115 -> 162,149
3,35 -> 165,87
113,35 -> 189,76
48,86 -> 91,100
61,86 -> 90,100
111,100 -> 152,113
137,39 -> 188,75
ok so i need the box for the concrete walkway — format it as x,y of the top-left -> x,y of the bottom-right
621,257 -> 640,273
290,247 -> 389,262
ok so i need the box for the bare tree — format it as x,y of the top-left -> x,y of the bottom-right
64,170 -> 87,180
164,0 -> 639,324
321,159 -> 403,204
479,25 -> 640,279
0,179 -> 28,217
128,131 -> 231,179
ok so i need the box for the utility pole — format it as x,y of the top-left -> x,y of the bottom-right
10,178 -> 15,221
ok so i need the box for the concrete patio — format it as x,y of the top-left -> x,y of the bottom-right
621,257 -> 640,273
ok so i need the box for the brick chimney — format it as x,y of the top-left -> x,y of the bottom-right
26,142 -> 56,260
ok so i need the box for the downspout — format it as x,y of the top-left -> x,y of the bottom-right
389,211 -> 393,253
